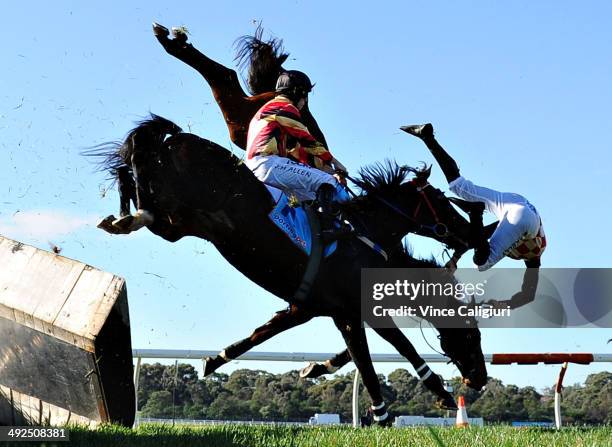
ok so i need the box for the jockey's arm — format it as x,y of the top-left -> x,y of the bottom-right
489,265 -> 539,310
275,111 -> 334,163
318,157 -> 344,174
275,107 -> 348,178
510,265 -> 539,308
330,156 -> 348,175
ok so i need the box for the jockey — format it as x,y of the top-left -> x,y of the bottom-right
245,70 -> 349,216
401,123 -> 546,271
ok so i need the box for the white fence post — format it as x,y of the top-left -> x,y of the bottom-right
554,362 -> 569,429
352,369 -> 360,428
133,356 -> 142,428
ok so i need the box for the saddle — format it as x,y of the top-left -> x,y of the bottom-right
265,185 -> 387,302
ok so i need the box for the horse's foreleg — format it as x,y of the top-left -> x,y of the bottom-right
372,326 -> 457,410
299,349 -> 352,378
204,305 -> 314,376
333,317 -> 391,426
117,166 -> 136,217
97,166 -> 140,235
109,152 -> 155,233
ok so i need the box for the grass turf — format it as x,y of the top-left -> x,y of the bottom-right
5,424 -> 610,447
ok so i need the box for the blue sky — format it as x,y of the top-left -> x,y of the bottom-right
1,1 -> 610,391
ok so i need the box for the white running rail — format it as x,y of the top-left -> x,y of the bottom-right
132,350 -> 612,429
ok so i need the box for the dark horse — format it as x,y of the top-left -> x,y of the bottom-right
93,115 -> 488,422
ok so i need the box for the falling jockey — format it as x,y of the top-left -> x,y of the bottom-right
401,123 -> 546,271
245,70 -> 349,220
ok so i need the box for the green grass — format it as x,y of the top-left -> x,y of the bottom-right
6,424 -> 611,447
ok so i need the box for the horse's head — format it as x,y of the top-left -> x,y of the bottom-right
401,166 -> 474,251
351,161 -> 474,251
394,255 -> 488,392
438,326 -> 488,390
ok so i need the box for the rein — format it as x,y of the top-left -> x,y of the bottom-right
343,173 -> 456,241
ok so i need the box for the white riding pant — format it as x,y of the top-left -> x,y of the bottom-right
246,155 -> 337,202
449,176 -> 541,270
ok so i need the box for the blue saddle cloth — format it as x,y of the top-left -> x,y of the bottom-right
269,193 -> 338,257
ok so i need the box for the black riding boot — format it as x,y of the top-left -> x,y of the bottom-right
315,184 -> 352,242
400,123 -> 460,183
402,124 -> 491,264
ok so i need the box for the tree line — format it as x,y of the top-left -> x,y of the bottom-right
137,363 -> 611,424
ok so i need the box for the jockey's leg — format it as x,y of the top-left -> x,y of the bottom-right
402,124 -> 488,256
479,203 -> 540,271
246,155 -> 337,201
246,155 -> 351,239
401,123 -> 460,183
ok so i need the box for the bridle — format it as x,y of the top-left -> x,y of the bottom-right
344,173 -> 470,249
410,180 -> 453,239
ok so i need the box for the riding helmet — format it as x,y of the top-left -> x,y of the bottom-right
275,70 -> 314,97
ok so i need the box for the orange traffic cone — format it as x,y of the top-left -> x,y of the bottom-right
455,396 -> 469,427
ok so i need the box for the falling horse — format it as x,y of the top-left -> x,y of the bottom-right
92,115 -> 488,422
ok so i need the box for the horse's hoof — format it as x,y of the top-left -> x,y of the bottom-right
171,26 -> 189,44
204,356 -> 225,376
299,362 -> 329,379
374,416 -> 393,427
97,215 -> 127,235
152,22 -> 169,38
111,215 -> 136,233
400,123 -> 434,139
112,210 -> 153,233
436,394 -> 458,411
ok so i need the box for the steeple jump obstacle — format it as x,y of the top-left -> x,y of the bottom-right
0,236 -> 135,427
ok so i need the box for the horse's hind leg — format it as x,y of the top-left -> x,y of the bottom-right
372,326 -> 457,410
153,24 -> 242,91
299,349 -> 352,378
204,305 -> 314,376
153,23 -> 253,148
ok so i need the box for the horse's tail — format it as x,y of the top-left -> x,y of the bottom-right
83,114 -> 182,182
234,24 -> 289,95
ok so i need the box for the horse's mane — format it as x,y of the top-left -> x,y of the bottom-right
349,160 -> 433,199
234,24 -> 289,95
82,114 -> 183,182
351,160 -> 411,195
81,140 -> 125,182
